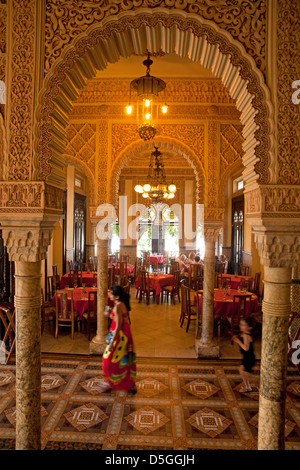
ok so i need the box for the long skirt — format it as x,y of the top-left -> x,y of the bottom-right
102,313 -> 136,391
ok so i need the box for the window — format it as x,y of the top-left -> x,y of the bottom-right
233,176 -> 244,193
237,180 -> 244,191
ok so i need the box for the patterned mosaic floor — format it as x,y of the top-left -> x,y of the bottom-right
0,355 -> 299,450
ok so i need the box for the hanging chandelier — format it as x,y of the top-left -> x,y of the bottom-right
125,53 -> 168,141
134,146 -> 176,202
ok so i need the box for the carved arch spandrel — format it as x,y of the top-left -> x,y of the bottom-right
108,136 -> 205,208
34,9 -> 274,193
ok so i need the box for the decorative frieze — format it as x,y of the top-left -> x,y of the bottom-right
0,182 -> 64,212
2,228 -> 53,262
245,186 -> 300,217
44,0 -> 266,75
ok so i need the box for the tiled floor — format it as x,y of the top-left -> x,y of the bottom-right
0,356 -> 299,450
41,288 -> 261,360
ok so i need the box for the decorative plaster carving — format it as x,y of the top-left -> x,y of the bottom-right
0,2 -> 6,80
203,226 -> 221,242
245,186 -> 300,217
207,120 -> 218,208
254,233 -> 300,269
2,228 -> 53,262
0,182 -> 63,211
44,0 -> 266,74
36,11 -> 271,187
220,123 -> 244,176
277,0 -> 300,185
8,0 -> 35,181
75,78 -> 235,105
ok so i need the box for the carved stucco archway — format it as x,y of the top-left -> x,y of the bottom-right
109,136 -> 205,208
34,8 -> 275,198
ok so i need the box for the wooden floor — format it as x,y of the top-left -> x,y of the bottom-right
41,288 -> 261,360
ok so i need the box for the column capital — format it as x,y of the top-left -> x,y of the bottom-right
203,226 -> 221,243
0,181 -> 63,262
253,229 -> 300,269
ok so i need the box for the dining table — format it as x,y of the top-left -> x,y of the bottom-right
60,265 -> 135,289
194,288 -> 258,319
218,274 -> 253,290
52,287 -> 114,319
147,255 -> 165,269
135,272 -> 174,303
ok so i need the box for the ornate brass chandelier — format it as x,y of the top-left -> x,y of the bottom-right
126,53 -> 168,141
134,147 -> 176,202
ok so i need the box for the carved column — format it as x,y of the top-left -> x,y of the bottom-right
90,237 -> 109,354
253,231 -> 300,450
1,225 -> 54,450
196,226 -> 220,358
14,260 -> 42,450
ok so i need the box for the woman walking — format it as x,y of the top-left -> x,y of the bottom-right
101,285 -> 137,392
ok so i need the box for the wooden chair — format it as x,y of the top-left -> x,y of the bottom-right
196,291 -> 203,338
250,272 -> 261,300
215,263 -> 224,274
238,265 -> 250,276
52,264 -> 58,277
216,275 -> 232,289
189,263 -> 204,291
0,306 -> 16,364
68,260 -> 74,271
161,270 -> 181,305
55,290 -> 80,340
108,265 -> 115,288
138,270 -> 156,305
88,257 -> 95,272
124,280 -> 131,324
170,259 -> 180,271
238,277 -> 250,291
41,288 -> 56,335
47,274 -> 60,302
121,255 -> 130,264
127,260 -> 139,286
92,272 -> 97,288
119,261 -> 128,280
180,282 -> 197,332
226,295 -> 252,339
82,290 -> 97,341
68,269 -> 82,288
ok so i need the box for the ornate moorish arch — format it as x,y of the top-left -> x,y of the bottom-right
109,136 -> 205,208
34,8 -> 275,197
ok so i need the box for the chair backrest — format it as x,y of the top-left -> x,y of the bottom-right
108,265 -> 115,288
92,272 -> 97,287
52,264 -> 58,277
220,276 -> 231,288
190,263 -> 203,279
47,275 -> 60,301
56,290 -> 73,319
231,295 -> 252,335
251,272 -> 261,296
121,255 -> 129,264
88,257 -> 95,271
68,260 -> 74,271
196,291 -> 203,337
0,306 -> 16,364
120,261 -> 127,278
181,282 -> 192,314
88,290 -> 97,318
239,277 -> 250,291
124,280 -> 131,295
68,269 -> 82,287
215,263 -> 224,273
140,270 -> 150,291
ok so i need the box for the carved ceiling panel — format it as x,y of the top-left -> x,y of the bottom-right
220,123 -> 244,176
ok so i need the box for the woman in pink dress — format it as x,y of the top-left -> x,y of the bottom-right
101,285 -> 137,392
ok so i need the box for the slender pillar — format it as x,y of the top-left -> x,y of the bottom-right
14,261 -> 42,450
90,238 -> 109,354
258,266 -> 292,450
196,228 -> 220,358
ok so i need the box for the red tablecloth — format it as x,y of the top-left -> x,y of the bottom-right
52,287 -> 113,319
135,273 -> 173,297
218,274 -> 253,290
194,288 -> 258,319
108,263 -> 135,275
147,255 -> 164,269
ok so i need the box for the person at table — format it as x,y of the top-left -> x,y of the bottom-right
220,254 -> 228,273
101,285 -> 137,393
232,317 -> 259,392
178,254 -> 189,273
186,252 -> 196,265
194,255 -> 202,264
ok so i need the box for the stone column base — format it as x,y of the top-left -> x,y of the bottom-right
195,339 -> 220,359
89,337 -> 106,355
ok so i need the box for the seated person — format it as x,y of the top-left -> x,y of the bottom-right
186,252 -> 196,265
220,254 -> 228,274
178,254 -> 189,273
